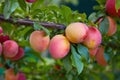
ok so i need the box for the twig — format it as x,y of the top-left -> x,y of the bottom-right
0,14 -> 66,29
94,16 -> 104,24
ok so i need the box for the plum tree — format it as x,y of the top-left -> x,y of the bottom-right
0,0 -> 120,79
49,35 -> 70,59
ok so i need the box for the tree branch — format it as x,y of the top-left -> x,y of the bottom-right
0,14 -> 66,29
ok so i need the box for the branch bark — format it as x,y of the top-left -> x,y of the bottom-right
0,14 -> 66,29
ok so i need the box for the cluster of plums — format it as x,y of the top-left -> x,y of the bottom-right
0,27 -> 25,61
28,0 -> 118,67
0,27 -> 26,80
29,15 -> 117,66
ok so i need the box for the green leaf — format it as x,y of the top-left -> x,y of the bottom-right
3,0 -> 11,19
61,5 -> 72,25
1,23 -> 15,35
28,47 -> 46,63
69,0 -> 78,5
99,17 -> 109,35
18,39 -> 30,47
88,12 -> 105,23
72,12 -> 87,22
96,0 -> 106,4
31,9 -> 41,17
33,22 -> 50,35
33,22 -> 40,30
88,12 -> 98,22
104,53 -> 110,62
31,0 -> 44,10
3,0 -> 18,19
0,56 -> 4,65
71,45 -> 84,74
18,27 -> 32,37
65,73 -> 73,80
63,55 -> 72,73
77,44 -> 90,62
18,0 -> 27,11
116,0 -> 120,12
0,68 -> 5,76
